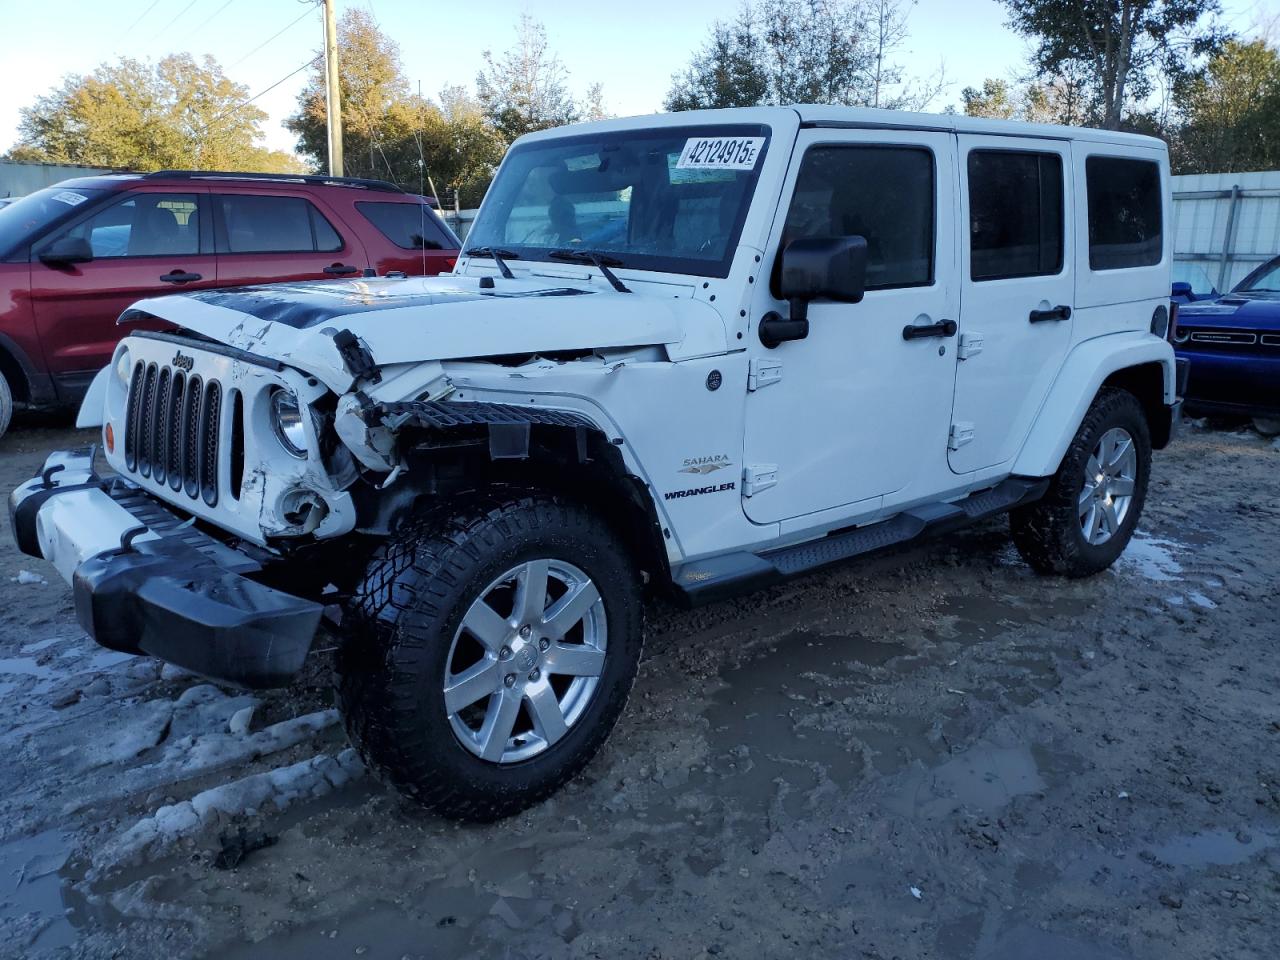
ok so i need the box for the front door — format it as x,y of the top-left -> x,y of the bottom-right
949,135 -> 1074,474
742,129 -> 960,525
29,188 -> 217,397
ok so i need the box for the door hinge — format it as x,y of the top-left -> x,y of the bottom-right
957,331 -> 984,360
949,422 -> 975,451
742,464 -> 778,497
747,358 -> 783,391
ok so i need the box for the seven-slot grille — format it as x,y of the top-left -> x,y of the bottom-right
124,359 -> 223,506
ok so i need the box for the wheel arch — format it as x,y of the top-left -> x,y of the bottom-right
349,406 -> 672,592
0,334 -> 33,404
1013,333 -> 1176,478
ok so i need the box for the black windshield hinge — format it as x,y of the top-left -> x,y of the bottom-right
332,329 -> 381,384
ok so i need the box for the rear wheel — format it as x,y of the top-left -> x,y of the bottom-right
1012,388 -> 1151,577
335,492 -> 643,821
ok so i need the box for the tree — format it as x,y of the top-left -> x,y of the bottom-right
961,78 -> 1019,119
6,54 -> 301,172
997,0 -> 1230,129
665,0 -> 940,111
476,14 -> 579,142
287,10 -> 505,206
1175,38 -> 1280,173
961,69 -> 1091,125
665,10 -> 769,110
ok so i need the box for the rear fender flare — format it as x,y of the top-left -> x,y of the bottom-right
1013,333 -> 1175,478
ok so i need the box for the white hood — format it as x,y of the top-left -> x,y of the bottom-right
123,274 -> 729,392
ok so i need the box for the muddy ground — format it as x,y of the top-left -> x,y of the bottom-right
1,410 -> 1278,960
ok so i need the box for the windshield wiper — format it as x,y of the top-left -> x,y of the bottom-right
549,250 -> 631,294
464,246 -> 518,279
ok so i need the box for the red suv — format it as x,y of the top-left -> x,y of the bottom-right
0,170 -> 461,437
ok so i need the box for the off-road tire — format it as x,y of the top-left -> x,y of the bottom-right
0,372 -> 12,441
335,492 -> 643,821
1011,387 -> 1151,577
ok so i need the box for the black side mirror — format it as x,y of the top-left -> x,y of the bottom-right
39,236 -> 94,266
760,236 -> 867,348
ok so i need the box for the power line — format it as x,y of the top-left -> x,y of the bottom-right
147,0 -> 200,44
202,55 -> 320,134
115,0 -> 164,49
191,0 -> 239,34
230,6 -> 316,69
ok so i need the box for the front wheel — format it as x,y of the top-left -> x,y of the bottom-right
0,372 -> 12,441
336,493 -> 643,821
1011,387 -> 1152,577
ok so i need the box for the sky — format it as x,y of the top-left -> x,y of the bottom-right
1,0 -> 1277,158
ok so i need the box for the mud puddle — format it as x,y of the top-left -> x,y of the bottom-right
0,829 -> 75,952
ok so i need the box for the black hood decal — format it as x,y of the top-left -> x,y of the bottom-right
180,280 -> 591,329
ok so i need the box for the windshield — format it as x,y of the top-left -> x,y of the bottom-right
465,125 -> 770,279
0,186 -> 108,260
1236,257 -> 1280,295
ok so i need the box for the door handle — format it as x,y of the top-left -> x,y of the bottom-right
159,271 -> 202,284
1029,304 -> 1072,323
324,263 -> 359,276
902,319 -> 957,341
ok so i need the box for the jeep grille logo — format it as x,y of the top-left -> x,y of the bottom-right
172,351 -> 195,372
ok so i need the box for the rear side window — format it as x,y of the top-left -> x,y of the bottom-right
1086,157 -> 1162,271
781,145 -> 934,290
215,195 -> 343,254
357,201 -> 455,250
968,151 -> 1063,280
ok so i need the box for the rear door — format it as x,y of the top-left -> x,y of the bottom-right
29,188 -> 217,395
949,136 -> 1074,474
213,191 -> 369,285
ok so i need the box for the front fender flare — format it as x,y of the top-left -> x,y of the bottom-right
1013,333 -> 1176,478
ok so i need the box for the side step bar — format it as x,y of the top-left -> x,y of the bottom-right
673,476 -> 1049,606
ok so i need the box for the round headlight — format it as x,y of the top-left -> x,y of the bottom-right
114,348 -> 132,385
270,389 -> 308,458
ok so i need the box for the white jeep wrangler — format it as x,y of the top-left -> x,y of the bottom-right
11,107 -> 1186,820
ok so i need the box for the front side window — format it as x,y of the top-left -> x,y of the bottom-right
465,125 -> 770,278
0,186 -> 109,260
215,195 -> 343,254
780,145 -> 934,291
968,150 -> 1063,281
55,193 -> 201,258
1086,156 -> 1162,271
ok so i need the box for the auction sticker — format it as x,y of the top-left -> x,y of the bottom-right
676,136 -> 765,171
51,191 -> 89,206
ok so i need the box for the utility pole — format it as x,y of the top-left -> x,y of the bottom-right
322,0 -> 344,176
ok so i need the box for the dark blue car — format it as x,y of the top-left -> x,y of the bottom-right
1175,254 -> 1280,426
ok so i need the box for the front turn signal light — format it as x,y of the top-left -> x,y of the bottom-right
104,422 -> 115,454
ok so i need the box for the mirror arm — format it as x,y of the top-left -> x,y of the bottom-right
758,298 -> 811,349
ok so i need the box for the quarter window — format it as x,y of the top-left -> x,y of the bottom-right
781,146 -> 934,291
968,150 -> 1063,280
215,195 -> 343,254
357,201 -> 455,250
1086,156 -> 1162,271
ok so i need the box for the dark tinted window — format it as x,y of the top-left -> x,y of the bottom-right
216,195 -> 343,253
968,151 -> 1063,280
1086,156 -> 1162,270
55,193 -> 201,258
781,146 -> 934,290
357,201 -> 454,250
